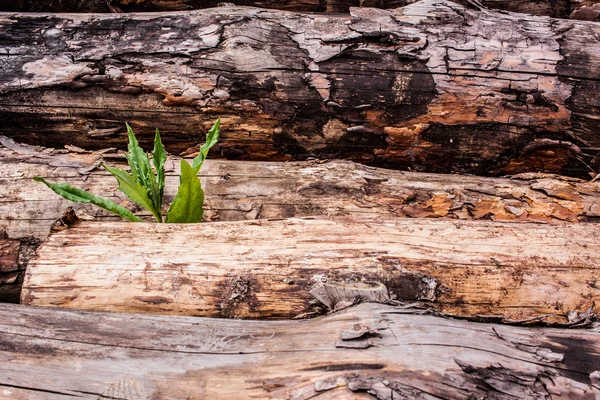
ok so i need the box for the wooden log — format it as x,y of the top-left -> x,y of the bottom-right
1,302 -> 599,399
21,217 -> 600,322
2,140 -> 600,243
4,138 -> 599,304
1,1 -> 599,178
2,0 -> 598,20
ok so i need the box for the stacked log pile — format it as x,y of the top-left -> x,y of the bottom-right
0,0 -> 599,398
2,140 -> 599,305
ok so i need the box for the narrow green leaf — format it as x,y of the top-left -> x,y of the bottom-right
166,159 -> 204,223
152,128 -> 167,204
124,123 -> 152,188
104,165 -> 162,223
145,165 -> 162,220
192,118 -> 220,173
125,123 -> 162,220
33,177 -> 142,222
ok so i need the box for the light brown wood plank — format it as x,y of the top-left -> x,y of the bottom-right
21,217 -> 600,322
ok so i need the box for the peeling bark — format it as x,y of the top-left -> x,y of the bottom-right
1,1 -> 599,178
1,0 -> 598,19
2,141 -> 599,243
570,1 -> 600,20
0,238 -> 22,303
20,217 -> 600,322
0,303 -> 599,399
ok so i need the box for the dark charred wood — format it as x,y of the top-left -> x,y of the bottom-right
0,236 -> 38,304
3,141 -> 600,243
0,1 -> 599,179
1,0 -> 599,19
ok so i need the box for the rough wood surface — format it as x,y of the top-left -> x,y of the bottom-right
4,138 -> 599,304
0,303 -> 599,399
1,0 -> 600,178
21,217 -> 600,322
2,0 -> 598,19
0,0 -> 415,13
0,238 -> 22,303
2,139 -> 600,243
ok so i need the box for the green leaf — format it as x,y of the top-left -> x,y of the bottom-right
104,165 -> 163,223
124,123 -> 163,220
192,118 -> 220,173
124,123 -> 152,188
33,177 -> 142,222
166,159 -> 204,223
152,128 -> 167,204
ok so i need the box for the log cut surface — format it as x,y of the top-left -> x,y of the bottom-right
2,140 -> 599,242
21,218 -> 600,322
0,303 -> 599,399
1,0 -> 599,177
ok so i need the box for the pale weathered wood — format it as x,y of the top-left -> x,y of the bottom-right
2,140 -> 599,242
1,1 -> 600,178
0,303 -> 599,399
21,217 -> 600,322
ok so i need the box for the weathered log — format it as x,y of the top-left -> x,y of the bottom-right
0,0 -> 412,13
1,1 -> 599,178
2,140 -> 600,241
2,0 -> 598,20
3,139 -> 600,303
21,217 -> 600,322
1,302 -> 599,399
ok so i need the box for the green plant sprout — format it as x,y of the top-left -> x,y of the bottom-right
34,119 -> 220,223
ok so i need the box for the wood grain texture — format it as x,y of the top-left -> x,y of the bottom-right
4,138 -> 599,304
2,136 -> 600,242
21,217 -> 600,322
0,303 -> 599,399
1,0 -> 600,178
1,0 -> 598,19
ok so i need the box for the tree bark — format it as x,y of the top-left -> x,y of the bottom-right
1,302 -> 599,399
2,140 -> 599,242
1,0 -> 598,19
0,238 -> 22,304
21,217 -> 600,322
1,0 -> 599,178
